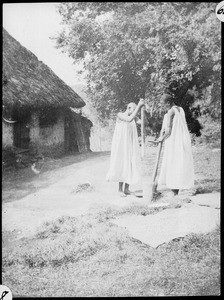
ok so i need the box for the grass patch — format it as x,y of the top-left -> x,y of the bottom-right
2,210 -> 220,297
192,145 -> 220,194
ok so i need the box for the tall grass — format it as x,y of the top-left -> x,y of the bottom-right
193,146 -> 220,194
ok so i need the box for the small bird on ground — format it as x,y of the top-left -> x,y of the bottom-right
31,163 -> 41,174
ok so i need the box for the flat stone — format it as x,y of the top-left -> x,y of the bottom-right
112,205 -> 220,248
189,192 -> 220,209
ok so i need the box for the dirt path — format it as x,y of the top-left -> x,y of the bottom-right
2,146 -> 220,243
2,150 -> 156,239
2,152 -> 110,203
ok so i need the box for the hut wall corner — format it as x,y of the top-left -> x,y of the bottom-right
2,121 -> 14,148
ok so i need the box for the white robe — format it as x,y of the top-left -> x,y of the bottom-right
158,106 -> 194,189
106,116 -> 141,185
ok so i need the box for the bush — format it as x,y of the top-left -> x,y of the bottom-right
191,116 -> 221,146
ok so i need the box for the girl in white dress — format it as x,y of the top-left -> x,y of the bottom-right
157,94 -> 194,196
106,99 -> 145,196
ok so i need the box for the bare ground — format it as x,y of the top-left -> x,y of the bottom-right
2,149 -> 156,239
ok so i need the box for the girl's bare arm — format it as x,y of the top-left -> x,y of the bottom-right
158,108 -> 175,142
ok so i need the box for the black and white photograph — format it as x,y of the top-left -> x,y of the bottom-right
2,2 -> 221,297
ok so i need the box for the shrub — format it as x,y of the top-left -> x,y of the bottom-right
192,116 -> 221,146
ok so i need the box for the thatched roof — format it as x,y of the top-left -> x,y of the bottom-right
3,28 -> 86,110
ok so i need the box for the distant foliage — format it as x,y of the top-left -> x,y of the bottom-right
55,2 -> 221,135
191,115 -> 221,146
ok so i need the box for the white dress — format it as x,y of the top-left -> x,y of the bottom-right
158,106 -> 194,189
106,116 -> 141,185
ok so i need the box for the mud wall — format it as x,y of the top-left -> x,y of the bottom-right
2,121 -> 14,148
36,114 -> 65,157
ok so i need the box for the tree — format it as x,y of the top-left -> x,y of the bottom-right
54,2 -> 221,133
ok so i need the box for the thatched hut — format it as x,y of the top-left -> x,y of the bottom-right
2,28 -> 92,165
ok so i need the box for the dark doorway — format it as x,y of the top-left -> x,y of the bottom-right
12,109 -> 31,149
64,113 -> 79,153
14,122 -> 30,149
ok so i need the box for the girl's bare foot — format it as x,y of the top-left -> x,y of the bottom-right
124,183 -> 132,195
124,189 -> 132,195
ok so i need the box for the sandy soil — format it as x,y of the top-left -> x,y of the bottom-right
2,151 -> 151,239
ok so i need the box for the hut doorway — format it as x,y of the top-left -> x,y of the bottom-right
12,110 -> 31,149
64,114 -> 79,153
13,122 -> 30,149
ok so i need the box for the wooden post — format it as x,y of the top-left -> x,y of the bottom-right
148,141 -> 163,204
141,106 -> 145,158
141,105 -> 149,202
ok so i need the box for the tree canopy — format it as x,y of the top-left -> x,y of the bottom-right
54,2 -> 221,134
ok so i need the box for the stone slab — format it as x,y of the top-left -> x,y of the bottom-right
112,205 -> 220,248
